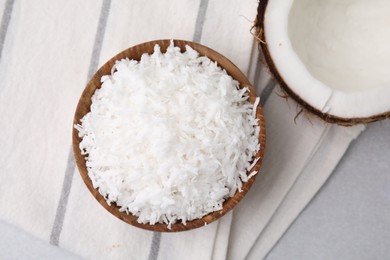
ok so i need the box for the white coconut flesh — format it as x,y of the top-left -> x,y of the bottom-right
264,0 -> 390,118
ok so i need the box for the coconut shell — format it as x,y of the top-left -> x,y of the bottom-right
256,0 -> 390,126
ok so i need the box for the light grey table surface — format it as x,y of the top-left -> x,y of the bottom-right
0,220 -> 80,260
267,120 -> 390,260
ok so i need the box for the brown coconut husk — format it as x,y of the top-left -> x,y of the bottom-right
255,0 -> 390,126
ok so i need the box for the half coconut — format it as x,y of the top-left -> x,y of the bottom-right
257,0 -> 390,125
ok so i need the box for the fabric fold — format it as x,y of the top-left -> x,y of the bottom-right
226,89 -> 363,260
247,124 -> 364,260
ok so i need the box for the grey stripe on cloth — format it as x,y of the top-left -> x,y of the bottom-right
192,0 -> 209,43
49,0 -> 112,246
147,232 -> 162,260
250,43 -> 276,107
0,0 -> 15,61
87,0 -> 112,79
252,53 -> 262,87
49,150 -> 76,245
260,79 -> 276,106
148,0 -> 211,259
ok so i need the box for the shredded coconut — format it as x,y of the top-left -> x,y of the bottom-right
75,41 -> 260,227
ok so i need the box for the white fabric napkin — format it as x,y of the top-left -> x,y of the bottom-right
246,122 -> 363,260
0,0 -> 364,259
227,88 -> 364,260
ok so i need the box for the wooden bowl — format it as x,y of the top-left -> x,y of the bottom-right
72,39 -> 266,232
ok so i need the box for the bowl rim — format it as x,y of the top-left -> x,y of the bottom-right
72,39 -> 266,232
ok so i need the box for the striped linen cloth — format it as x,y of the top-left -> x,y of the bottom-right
0,0 -> 364,259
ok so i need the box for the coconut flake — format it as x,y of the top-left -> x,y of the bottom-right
252,97 -> 260,118
75,41 -> 260,227
247,171 -> 258,180
247,157 -> 260,172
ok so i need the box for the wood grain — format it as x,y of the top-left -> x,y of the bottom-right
72,39 -> 266,232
